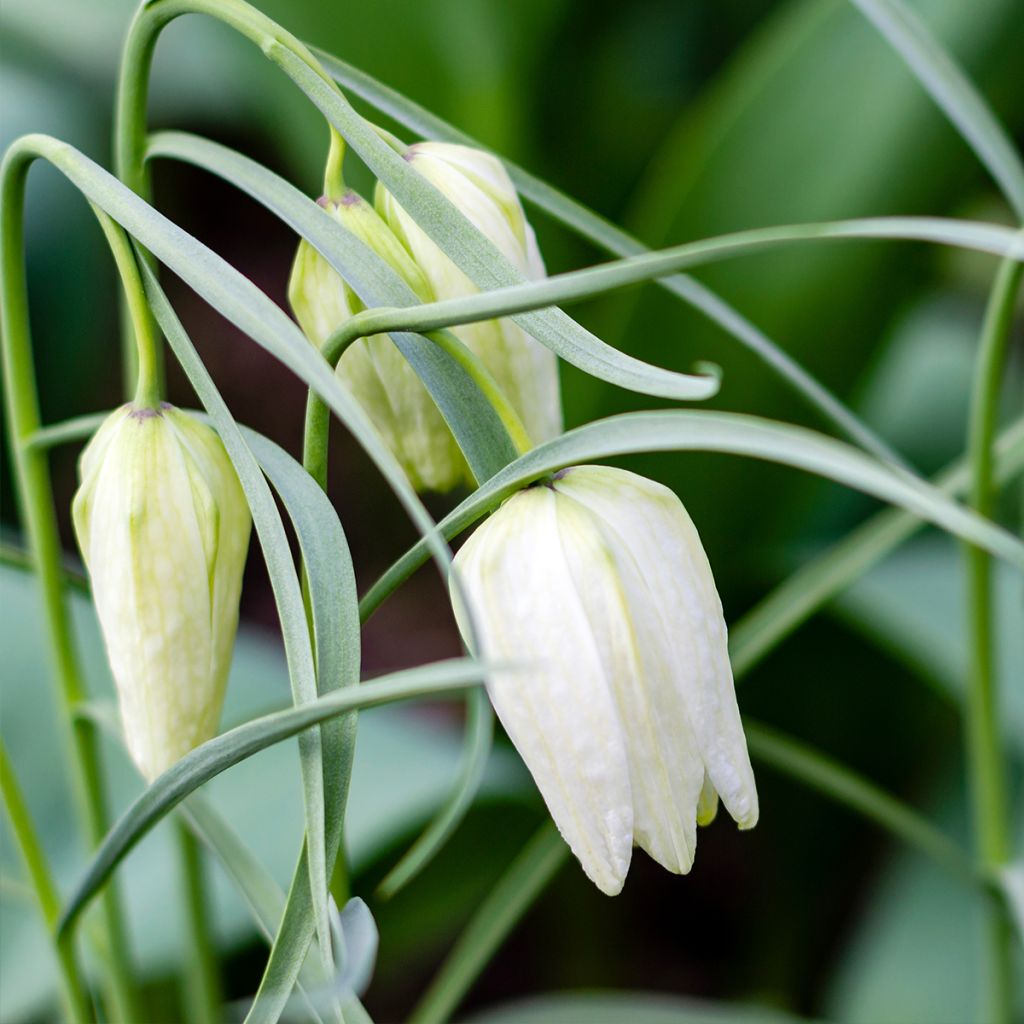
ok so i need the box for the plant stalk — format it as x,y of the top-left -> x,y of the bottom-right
177,822 -> 222,1024
0,741 -> 92,1024
964,253 -> 1023,1024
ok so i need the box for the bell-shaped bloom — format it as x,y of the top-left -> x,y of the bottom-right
452,465 -> 757,895
376,142 -> 562,452
289,189 -> 471,492
72,403 -> 251,780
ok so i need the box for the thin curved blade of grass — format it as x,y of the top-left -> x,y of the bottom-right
335,217 -> 1024,341
56,659 -> 487,939
848,0 -> 1024,221
313,49 -> 903,465
377,687 -> 494,899
266,47 -> 719,403
730,415 -> 1024,679
145,131 -> 518,484
360,410 -> 1024,623
142,270 -> 336,987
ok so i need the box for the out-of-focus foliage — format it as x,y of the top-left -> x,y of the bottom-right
1,0 -> 1022,1020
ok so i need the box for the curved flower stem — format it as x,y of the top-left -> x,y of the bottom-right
0,741 -> 91,1024
964,253 -> 1023,1024
1,138 -> 140,1023
91,208 -> 163,407
114,0 -> 329,397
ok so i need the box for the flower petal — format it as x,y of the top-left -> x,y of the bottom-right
453,487 -> 633,895
555,466 -> 759,832
552,488 -> 704,874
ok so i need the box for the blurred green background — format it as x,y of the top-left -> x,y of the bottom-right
1,0 -> 1022,1020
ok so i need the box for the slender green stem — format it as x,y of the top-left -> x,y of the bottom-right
1,136 -> 140,1024
91,207 -> 163,407
408,822 -> 567,1024
116,0 -> 329,198
177,822 -> 221,1024
0,741 -> 91,1024
114,0 -> 328,400
323,128 -> 346,201
964,254 -> 1023,1024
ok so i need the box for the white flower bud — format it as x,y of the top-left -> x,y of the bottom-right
72,404 -> 251,780
376,142 -> 562,451
289,190 -> 469,492
452,466 -> 757,895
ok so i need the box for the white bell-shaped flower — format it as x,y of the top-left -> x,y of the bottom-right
289,189 -> 470,492
376,142 -> 562,451
452,465 -> 757,895
72,403 -> 251,780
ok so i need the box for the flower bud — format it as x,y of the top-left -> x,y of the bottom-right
289,190 -> 469,492
376,142 -> 562,451
72,403 -> 251,780
452,466 -> 757,895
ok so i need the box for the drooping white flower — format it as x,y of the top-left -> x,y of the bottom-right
452,465 -> 757,895
289,189 -> 469,492
376,142 -> 562,451
72,403 -> 251,780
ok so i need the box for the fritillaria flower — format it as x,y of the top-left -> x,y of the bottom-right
72,403 -> 251,780
452,465 -> 757,894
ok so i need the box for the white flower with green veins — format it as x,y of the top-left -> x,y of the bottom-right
72,403 -> 251,781
452,465 -> 757,895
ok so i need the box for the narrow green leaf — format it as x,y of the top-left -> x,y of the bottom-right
313,49 -> 904,465
142,268 -> 334,977
729,415 -> 1024,679
266,47 -> 719,403
848,0 -> 1024,221
56,659 -> 487,939
334,217 -> 1024,342
234,421 -> 358,1022
145,130 -> 518,484
360,410 -> 1024,623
